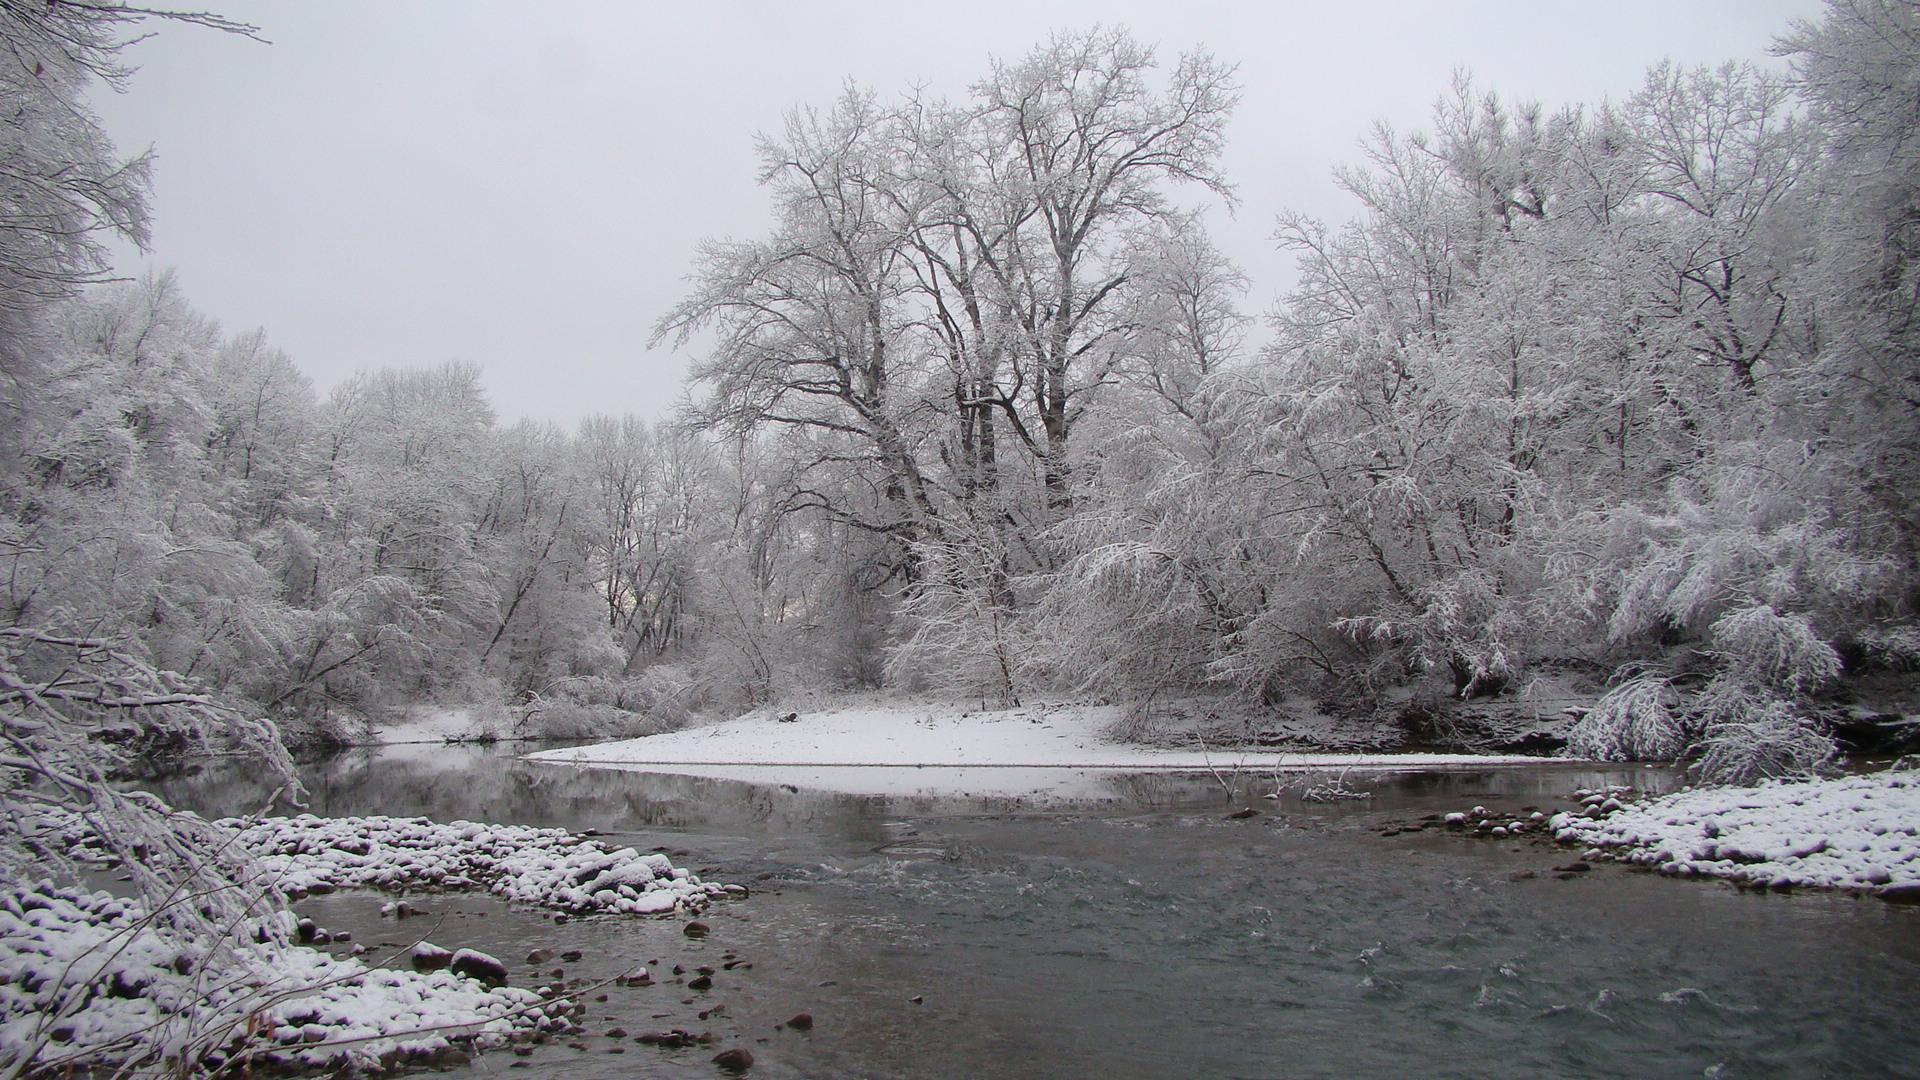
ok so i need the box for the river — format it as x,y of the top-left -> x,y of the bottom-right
151,743 -> 1920,1079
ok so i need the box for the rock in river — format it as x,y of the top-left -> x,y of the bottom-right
452,948 -> 509,987
409,942 -> 453,971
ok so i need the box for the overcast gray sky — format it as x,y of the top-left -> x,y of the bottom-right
93,1 -> 1824,427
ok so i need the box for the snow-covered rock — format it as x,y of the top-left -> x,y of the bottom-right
0,881 -> 569,1075
450,948 -> 509,987
219,813 -> 731,915
1551,771 -> 1920,894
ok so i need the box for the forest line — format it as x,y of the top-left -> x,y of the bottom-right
2,1 -> 1914,784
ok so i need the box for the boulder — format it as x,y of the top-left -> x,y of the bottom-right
451,948 -> 509,987
409,942 -> 453,971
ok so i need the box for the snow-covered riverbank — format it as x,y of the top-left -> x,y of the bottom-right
1551,770 -> 1920,896
0,880 -> 569,1075
3,813 -> 734,1075
228,813 -> 738,914
527,701 -> 1564,797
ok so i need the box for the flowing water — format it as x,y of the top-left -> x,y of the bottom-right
153,744 -> 1920,1079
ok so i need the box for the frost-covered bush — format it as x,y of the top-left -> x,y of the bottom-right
1565,607 -> 1845,777
1691,686 -> 1838,785
1340,570 -> 1527,698
615,665 -> 706,727
512,670 -> 702,739
1023,537 -> 1217,706
1708,604 -> 1842,696
0,630 -> 296,936
1677,605 -> 1842,783
1596,443 -> 1901,649
1856,624 -> 1920,671
1565,675 -> 1687,761
885,526 -> 1026,708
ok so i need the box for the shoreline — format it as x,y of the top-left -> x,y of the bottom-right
524,699 -> 1569,797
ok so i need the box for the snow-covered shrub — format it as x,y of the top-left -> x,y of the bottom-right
1856,624 -> 1920,671
885,524 -> 1026,708
617,664 -> 705,724
0,629 -> 296,937
1666,605 -> 1844,783
1340,569 -> 1527,698
511,669 -> 702,739
1596,443 -> 1900,648
1690,686 -> 1838,785
1023,536 -> 1217,706
1708,604 -> 1842,696
1565,675 -> 1686,761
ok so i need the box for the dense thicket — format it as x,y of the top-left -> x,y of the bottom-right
3,2 -> 1915,784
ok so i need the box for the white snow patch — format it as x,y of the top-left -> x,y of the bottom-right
528,701 -> 1563,796
1550,771 -> 1920,893
366,706 -> 500,745
224,814 -> 729,916
0,882 -> 566,1075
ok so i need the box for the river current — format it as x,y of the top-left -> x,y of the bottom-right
151,743 -> 1920,1079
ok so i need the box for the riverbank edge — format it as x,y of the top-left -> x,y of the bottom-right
1,813 -> 736,1076
1546,770 -> 1920,898
524,698 -> 1572,776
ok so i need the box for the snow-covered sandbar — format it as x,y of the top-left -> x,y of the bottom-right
527,701 -> 1565,797
1552,770 -> 1920,895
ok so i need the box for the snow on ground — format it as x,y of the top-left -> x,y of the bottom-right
0,881 -> 567,1075
366,706 -> 501,745
527,700 -> 1565,797
5,811 -> 736,1073
1551,770 -> 1920,895
225,814 -> 738,915
41,810 -> 734,916
556,761 -> 1165,801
